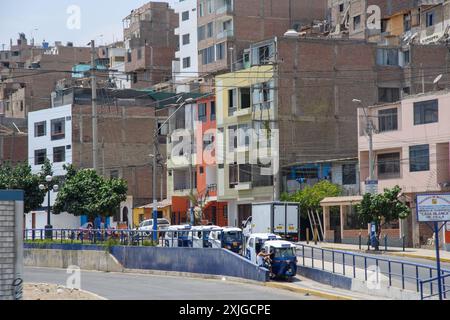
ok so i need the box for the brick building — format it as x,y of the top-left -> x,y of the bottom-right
29,88 -> 171,212
123,2 -> 179,89
197,0 -> 328,77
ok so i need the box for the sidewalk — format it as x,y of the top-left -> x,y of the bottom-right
298,241 -> 450,263
265,275 -> 390,300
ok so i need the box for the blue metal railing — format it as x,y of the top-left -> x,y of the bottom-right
420,273 -> 450,300
23,228 -> 244,251
296,243 -> 450,297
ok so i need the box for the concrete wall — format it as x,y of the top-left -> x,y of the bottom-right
110,246 -> 268,282
23,244 -> 269,282
0,191 -> 24,301
23,244 -> 123,273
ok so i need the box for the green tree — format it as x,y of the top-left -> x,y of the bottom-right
53,166 -> 128,220
0,162 -> 47,213
281,180 -> 342,216
356,186 -> 410,243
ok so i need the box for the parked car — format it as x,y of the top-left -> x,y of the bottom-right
138,219 -> 171,232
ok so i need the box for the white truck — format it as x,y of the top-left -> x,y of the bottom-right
243,202 -> 300,242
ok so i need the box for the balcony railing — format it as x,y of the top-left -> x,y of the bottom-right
216,4 -> 233,15
216,29 -> 234,41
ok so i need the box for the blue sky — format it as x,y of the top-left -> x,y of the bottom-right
0,0 -> 175,49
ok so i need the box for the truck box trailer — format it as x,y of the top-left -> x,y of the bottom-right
243,202 -> 300,241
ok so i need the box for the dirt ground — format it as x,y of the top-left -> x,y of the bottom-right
23,283 -> 103,300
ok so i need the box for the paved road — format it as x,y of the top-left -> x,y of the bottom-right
24,267 -> 320,300
298,245 -> 450,294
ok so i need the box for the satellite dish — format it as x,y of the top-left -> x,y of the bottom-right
434,74 -> 443,85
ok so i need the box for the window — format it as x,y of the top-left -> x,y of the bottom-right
20,101 -> 24,111
51,118 -> 65,140
207,0 -> 213,14
182,34 -> 190,45
378,108 -> 398,132
182,57 -> 191,69
240,88 -> 251,109
378,153 -> 401,179
252,81 -> 273,111
137,48 -> 142,60
426,11 -> 434,27
207,22 -> 214,38
414,99 -> 438,125
404,13 -> 411,31
228,89 -> 237,115
53,146 -> 66,163
182,11 -> 189,21
339,3 -> 344,12
403,50 -> 410,65
34,149 -> 47,165
228,125 -> 238,151
342,164 -> 357,185
210,101 -> 216,121
216,43 -> 225,60
229,163 -> 238,188
34,121 -> 46,137
410,145 -> 430,172
252,164 -> 273,187
377,48 -> 399,66
353,15 -> 361,30
199,2 -> 204,17
110,170 -> 119,179
198,103 -> 207,122
378,88 -> 400,103
239,164 -> 252,183
238,124 -> 251,147
199,166 -> 204,174
198,25 -> 206,41
201,46 -> 215,65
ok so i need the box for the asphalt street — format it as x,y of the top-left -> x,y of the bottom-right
24,267 -> 321,300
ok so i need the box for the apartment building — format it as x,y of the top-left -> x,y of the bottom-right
358,90 -> 450,249
196,0 -> 328,76
0,37 -> 91,118
173,0 -> 200,93
166,99 -> 198,224
107,42 -> 131,89
123,2 -> 179,89
27,88 -> 173,229
328,0 -> 446,44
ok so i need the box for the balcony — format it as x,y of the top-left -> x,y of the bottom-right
235,182 -> 252,191
216,29 -> 234,41
216,4 -> 233,16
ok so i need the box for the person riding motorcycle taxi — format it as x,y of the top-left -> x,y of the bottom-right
257,248 -> 273,276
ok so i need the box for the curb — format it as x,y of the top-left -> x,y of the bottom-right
264,282 -> 354,300
385,252 -> 450,263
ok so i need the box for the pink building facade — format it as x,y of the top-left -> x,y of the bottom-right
358,90 -> 450,250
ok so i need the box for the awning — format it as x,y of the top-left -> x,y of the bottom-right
320,196 -> 363,207
139,199 -> 172,209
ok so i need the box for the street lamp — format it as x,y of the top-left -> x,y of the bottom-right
39,175 -> 59,239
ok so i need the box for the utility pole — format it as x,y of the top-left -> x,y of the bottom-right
91,40 -> 98,172
354,99 -> 375,181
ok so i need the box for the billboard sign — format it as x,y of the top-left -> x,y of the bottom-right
416,194 -> 450,222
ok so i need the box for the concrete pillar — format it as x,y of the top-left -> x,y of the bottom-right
322,206 -> 330,241
340,205 -> 346,241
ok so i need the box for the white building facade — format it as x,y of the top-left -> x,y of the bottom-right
27,104 -> 80,230
173,0 -> 199,93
